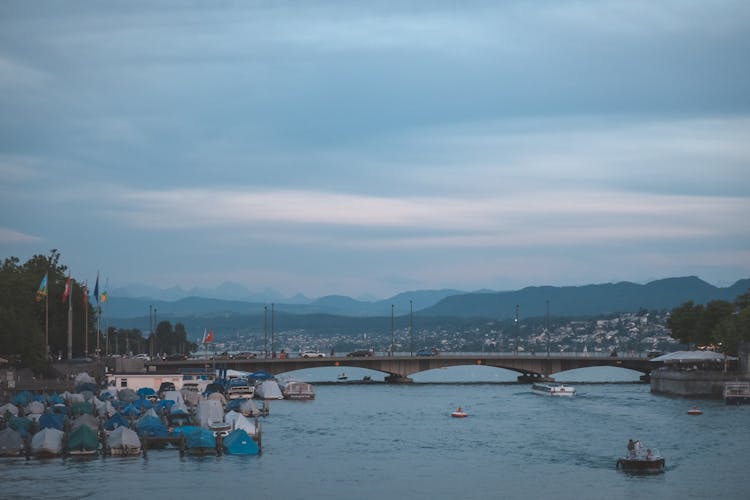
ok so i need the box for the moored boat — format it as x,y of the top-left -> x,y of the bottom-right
280,380 -> 315,400
254,379 -> 284,400
66,424 -> 100,456
616,455 -> 665,473
222,428 -> 259,455
0,427 -> 24,456
687,406 -> 703,416
106,426 -> 142,456
450,407 -> 468,418
184,427 -> 217,456
724,381 -> 750,405
532,382 -> 576,397
30,427 -> 64,458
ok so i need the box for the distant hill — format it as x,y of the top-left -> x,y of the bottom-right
420,277 -> 750,319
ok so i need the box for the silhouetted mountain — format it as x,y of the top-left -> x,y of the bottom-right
420,277 -> 750,319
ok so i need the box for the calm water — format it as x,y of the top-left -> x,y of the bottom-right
3,368 -> 749,500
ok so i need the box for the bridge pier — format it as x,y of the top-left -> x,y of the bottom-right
516,373 -> 553,383
384,374 -> 413,384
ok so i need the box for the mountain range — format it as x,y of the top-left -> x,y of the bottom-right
106,277 -> 749,321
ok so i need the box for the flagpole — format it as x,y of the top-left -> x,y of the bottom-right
45,286 -> 49,360
67,280 -> 73,361
84,284 -> 88,357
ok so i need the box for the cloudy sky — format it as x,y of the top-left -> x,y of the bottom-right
1,1 -> 749,299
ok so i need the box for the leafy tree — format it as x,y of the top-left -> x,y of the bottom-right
667,301 -> 704,347
697,300 -> 734,347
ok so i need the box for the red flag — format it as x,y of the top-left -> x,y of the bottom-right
205,330 -> 214,343
83,284 -> 88,307
62,273 -> 71,304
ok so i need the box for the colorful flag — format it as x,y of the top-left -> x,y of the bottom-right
93,272 -> 99,304
202,329 -> 214,343
62,273 -> 71,304
101,291 -> 108,303
36,273 -> 48,301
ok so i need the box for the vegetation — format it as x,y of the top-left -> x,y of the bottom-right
0,251 -> 196,372
668,292 -> 750,355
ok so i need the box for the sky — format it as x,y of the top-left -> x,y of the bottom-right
1,0 -> 749,299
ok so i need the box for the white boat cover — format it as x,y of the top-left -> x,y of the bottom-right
75,372 -> 96,386
162,390 -> 185,407
196,399 -> 224,427
208,392 -> 226,404
650,350 -> 737,363
224,410 -> 258,436
0,402 -> 19,416
255,380 -> 283,400
71,414 -> 100,431
67,393 -> 86,404
31,428 -> 64,455
107,426 -> 141,450
238,398 -> 260,416
27,401 -> 45,414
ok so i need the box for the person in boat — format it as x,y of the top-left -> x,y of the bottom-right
627,439 -> 635,458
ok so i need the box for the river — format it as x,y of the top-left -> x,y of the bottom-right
2,367 -> 749,499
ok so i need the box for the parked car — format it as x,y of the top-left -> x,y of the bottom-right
416,348 -> 439,356
346,349 -> 375,357
233,352 -> 257,359
646,350 -> 663,359
301,351 -> 326,358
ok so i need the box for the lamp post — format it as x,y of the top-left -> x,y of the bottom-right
271,303 -> 275,358
409,299 -> 413,356
264,305 -> 268,358
546,300 -> 550,356
514,304 -> 519,356
391,304 -> 395,356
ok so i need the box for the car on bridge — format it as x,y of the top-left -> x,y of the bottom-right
301,351 -> 326,358
346,349 -> 375,357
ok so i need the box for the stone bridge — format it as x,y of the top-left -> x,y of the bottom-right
151,354 -> 658,383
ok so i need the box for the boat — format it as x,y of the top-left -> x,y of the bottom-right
724,381 -> 750,405
280,380 -> 315,400
226,378 -> 255,400
66,424 -> 100,456
687,406 -> 703,415
337,373 -> 348,381
222,428 -> 260,455
0,427 -> 24,456
532,382 -> 576,396
106,426 -> 142,456
30,427 -> 64,458
617,441 -> 665,473
451,407 -> 468,418
254,379 -> 284,400
184,427 -> 217,456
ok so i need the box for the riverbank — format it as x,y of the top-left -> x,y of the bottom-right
650,368 -> 750,398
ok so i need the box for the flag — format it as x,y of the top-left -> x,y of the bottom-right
202,329 -> 214,343
83,283 -> 88,308
101,290 -> 108,303
36,273 -> 48,302
93,272 -> 99,304
61,273 -> 71,304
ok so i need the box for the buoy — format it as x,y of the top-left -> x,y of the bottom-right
687,406 -> 703,416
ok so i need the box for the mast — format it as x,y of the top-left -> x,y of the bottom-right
67,280 -> 73,360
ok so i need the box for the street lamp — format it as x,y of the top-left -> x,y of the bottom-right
409,299 -> 413,356
514,304 -> 519,356
391,304 -> 395,357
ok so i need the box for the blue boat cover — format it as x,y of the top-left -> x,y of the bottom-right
136,415 -> 167,438
250,371 -> 273,381
223,429 -> 259,455
133,398 -> 153,410
11,391 -> 33,406
137,387 -> 156,397
104,412 -> 130,430
9,416 -> 32,437
121,403 -> 140,418
39,413 -> 65,431
185,427 -> 216,449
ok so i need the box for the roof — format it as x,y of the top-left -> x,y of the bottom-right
649,350 -> 737,362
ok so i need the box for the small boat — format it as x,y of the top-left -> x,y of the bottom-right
616,455 -> 666,473
222,428 -> 259,455
617,441 -> 665,473
532,382 -> 576,397
66,424 -> 100,456
0,427 -> 24,456
254,379 -> 284,400
184,427 -> 217,456
451,407 -> 468,418
724,381 -> 750,405
30,428 -> 64,458
337,373 -> 348,381
106,426 -> 142,456
280,380 -> 315,400
687,406 -> 703,416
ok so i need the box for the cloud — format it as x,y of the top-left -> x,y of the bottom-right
0,227 -> 42,244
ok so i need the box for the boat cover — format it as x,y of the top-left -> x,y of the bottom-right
71,413 -> 99,431
107,426 -> 141,451
255,380 -> 283,400
196,399 -> 224,427
0,402 -> 19,417
133,398 -> 153,410
0,427 -> 23,456
67,424 -> 99,451
71,401 -> 94,415
117,388 -> 138,403
48,393 -> 65,405
223,429 -> 259,455
136,415 -> 168,438
137,387 -> 156,398
185,427 -> 216,450
39,412 -> 65,431
224,411 -> 258,436
27,401 -> 45,414
9,416 -> 32,437
11,391 -> 33,406
31,427 -> 64,456
121,403 -> 140,418
104,412 -> 130,430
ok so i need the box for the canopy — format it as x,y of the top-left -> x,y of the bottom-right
650,350 -> 737,363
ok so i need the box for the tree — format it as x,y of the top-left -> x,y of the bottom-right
667,301 -> 703,347
697,300 -> 734,347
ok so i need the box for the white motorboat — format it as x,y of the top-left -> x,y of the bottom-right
532,382 -> 576,397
